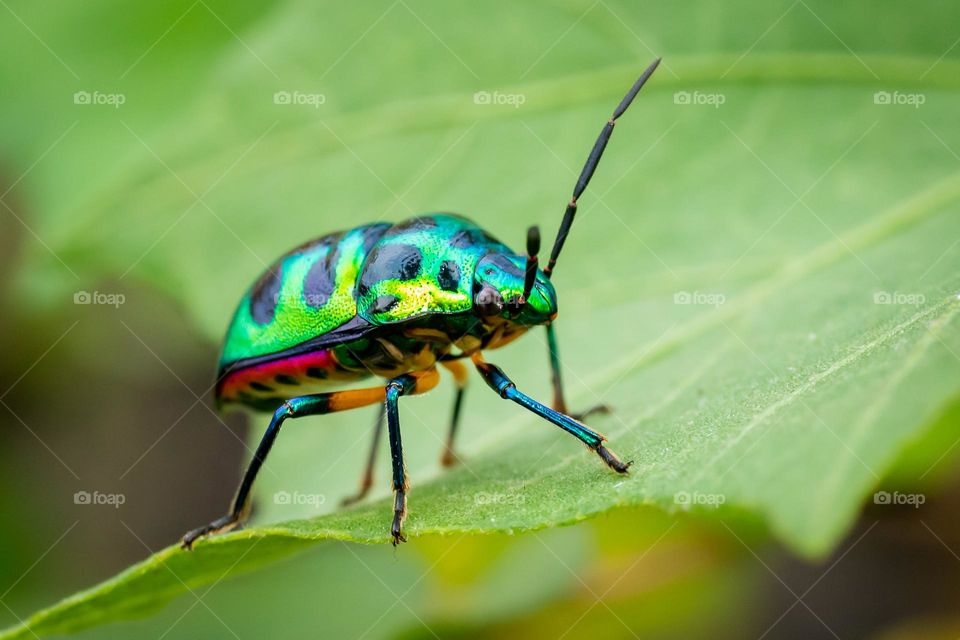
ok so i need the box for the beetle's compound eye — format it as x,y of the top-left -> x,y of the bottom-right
475,284 -> 504,317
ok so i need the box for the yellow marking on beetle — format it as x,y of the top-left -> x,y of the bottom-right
440,359 -> 468,388
327,387 -> 386,412
376,338 -> 406,363
404,328 -> 451,343
409,367 -> 441,394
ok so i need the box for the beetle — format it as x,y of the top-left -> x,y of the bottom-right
182,58 -> 661,549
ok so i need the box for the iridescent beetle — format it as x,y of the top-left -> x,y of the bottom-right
183,58 -> 661,548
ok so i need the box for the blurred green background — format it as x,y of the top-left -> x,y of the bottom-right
2,1 -> 960,638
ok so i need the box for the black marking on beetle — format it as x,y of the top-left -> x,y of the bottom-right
303,245 -> 339,308
437,260 -> 461,291
392,216 -> 437,233
291,230 -> 343,256
250,382 -> 274,392
359,243 -> 423,291
361,223 -> 391,254
249,265 -> 283,325
371,295 -> 400,314
306,367 -> 328,379
484,254 -> 525,278
274,374 -> 299,386
450,229 -> 482,249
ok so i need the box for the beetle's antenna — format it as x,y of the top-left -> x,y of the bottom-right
521,225 -> 540,304
543,57 -> 661,278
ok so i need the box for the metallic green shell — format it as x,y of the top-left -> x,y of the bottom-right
219,223 -> 389,367
219,214 -> 510,369
357,214 -> 508,325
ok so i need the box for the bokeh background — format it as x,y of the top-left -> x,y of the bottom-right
1,1 -> 959,638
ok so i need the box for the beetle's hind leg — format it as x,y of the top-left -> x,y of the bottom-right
181,384 -> 389,550
546,324 -> 611,420
438,359 -> 468,467
471,352 -> 630,473
341,406 -> 386,507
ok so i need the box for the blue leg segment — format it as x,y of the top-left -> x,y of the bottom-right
385,378 -> 408,545
471,354 -> 631,473
383,368 -> 440,545
182,382 -> 398,550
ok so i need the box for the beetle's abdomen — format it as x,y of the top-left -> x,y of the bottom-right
219,223 -> 390,368
215,348 -> 368,410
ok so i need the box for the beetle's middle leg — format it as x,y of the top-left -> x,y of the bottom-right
546,323 -> 610,420
471,352 -> 630,474
181,383 -> 394,550
340,406 -> 386,507
384,367 -> 441,545
438,359 -> 468,467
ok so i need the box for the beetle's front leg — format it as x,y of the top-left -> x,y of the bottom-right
472,352 -> 630,473
546,323 -> 611,420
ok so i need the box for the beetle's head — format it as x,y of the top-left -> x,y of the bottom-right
472,251 -> 557,327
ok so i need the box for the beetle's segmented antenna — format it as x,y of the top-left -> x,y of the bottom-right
543,57 -> 661,278
521,225 -> 540,304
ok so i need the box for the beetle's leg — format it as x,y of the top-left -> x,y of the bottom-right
546,323 -> 610,420
181,384 -> 389,550
438,359 -> 469,467
385,368 -> 441,545
471,352 -> 630,473
340,406 -> 386,507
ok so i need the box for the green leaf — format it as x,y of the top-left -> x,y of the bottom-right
3,0 -> 960,637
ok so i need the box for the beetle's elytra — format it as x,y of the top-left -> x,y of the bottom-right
182,58 -> 661,549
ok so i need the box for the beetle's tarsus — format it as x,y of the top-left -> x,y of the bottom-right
440,446 -> 459,468
341,473 -> 374,507
570,403 -> 612,421
391,489 -> 407,545
181,515 -> 239,550
596,445 -> 632,474
340,489 -> 370,507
